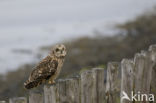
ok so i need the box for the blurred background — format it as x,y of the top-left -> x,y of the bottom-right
0,0 -> 156,101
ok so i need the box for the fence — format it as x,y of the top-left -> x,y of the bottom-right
1,44 -> 156,103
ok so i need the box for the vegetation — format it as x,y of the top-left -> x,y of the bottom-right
0,8 -> 156,101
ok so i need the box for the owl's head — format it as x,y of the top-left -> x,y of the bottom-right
51,44 -> 67,58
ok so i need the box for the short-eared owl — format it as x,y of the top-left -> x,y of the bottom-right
24,44 -> 66,89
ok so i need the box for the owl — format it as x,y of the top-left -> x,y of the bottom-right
24,44 -> 67,89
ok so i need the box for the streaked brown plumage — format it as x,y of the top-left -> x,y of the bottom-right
24,44 -> 66,89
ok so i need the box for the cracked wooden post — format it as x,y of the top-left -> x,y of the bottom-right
81,69 -> 97,103
9,97 -> 27,103
57,77 -> 80,103
133,51 -> 154,102
81,68 -> 105,103
64,77 -> 80,103
55,79 -> 66,102
44,84 -> 58,103
29,92 -> 43,103
120,59 -> 134,103
92,68 -> 106,103
149,45 -> 156,100
106,62 -> 120,103
44,77 -> 80,103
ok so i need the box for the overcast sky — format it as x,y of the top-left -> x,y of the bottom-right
1,0 -> 156,29
0,0 -> 156,73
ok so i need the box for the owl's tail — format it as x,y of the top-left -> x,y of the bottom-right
24,80 -> 42,89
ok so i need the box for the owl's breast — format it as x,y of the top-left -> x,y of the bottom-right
50,59 -> 64,80
56,59 -> 64,76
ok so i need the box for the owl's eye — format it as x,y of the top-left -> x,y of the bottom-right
55,48 -> 59,52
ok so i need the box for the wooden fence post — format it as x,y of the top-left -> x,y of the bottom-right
55,77 -> 80,103
134,51 -> 154,102
62,77 -> 80,103
92,68 -> 106,103
81,69 -> 97,103
149,45 -> 156,101
44,84 -> 58,103
106,62 -> 120,103
9,97 -> 27,103
81,68 -> 105,103
44,77 -> 80,103
56,79 -> 67,102
120,59 -> 134,103
29,92 -> 43,103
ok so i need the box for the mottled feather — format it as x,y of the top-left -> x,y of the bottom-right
24,56 -> 58,89
24,44 -> 66,89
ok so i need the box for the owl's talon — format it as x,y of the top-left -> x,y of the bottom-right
48,80 -> 55,84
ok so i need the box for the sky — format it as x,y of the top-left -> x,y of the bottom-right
0,0 -> 156,74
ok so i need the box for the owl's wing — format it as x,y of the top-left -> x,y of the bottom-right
24,56 -> 58,89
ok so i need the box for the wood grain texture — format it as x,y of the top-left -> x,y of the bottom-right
29,92 -> 43,103
121,59 -> 134,103
106,62 -> 120,103
9,97 -> 27,103
134,51 -> 153,95
63,78 -> 80,103
149,45 -> 156,101
44,85 -> 59,103
81,70 -> 97,103
92,68 -> 106,103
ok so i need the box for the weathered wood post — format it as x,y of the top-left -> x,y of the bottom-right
9,97 -> 27,103
121,49 -> 155,103
134,51 -> 154,102
81,70 -> 97,103
55,77 -> 80,103
81,68 -> 105,103
61,77 -> 80,103
149,45 -> 156,103
149,45 -> 156,98
92,68 -> 106,103
55,79 -> 66,102
44,84 -> 58,103
106,62 -> 120,103
120,59 -> 134,103
44,77 -> 80,103
29,92 -> 43,103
